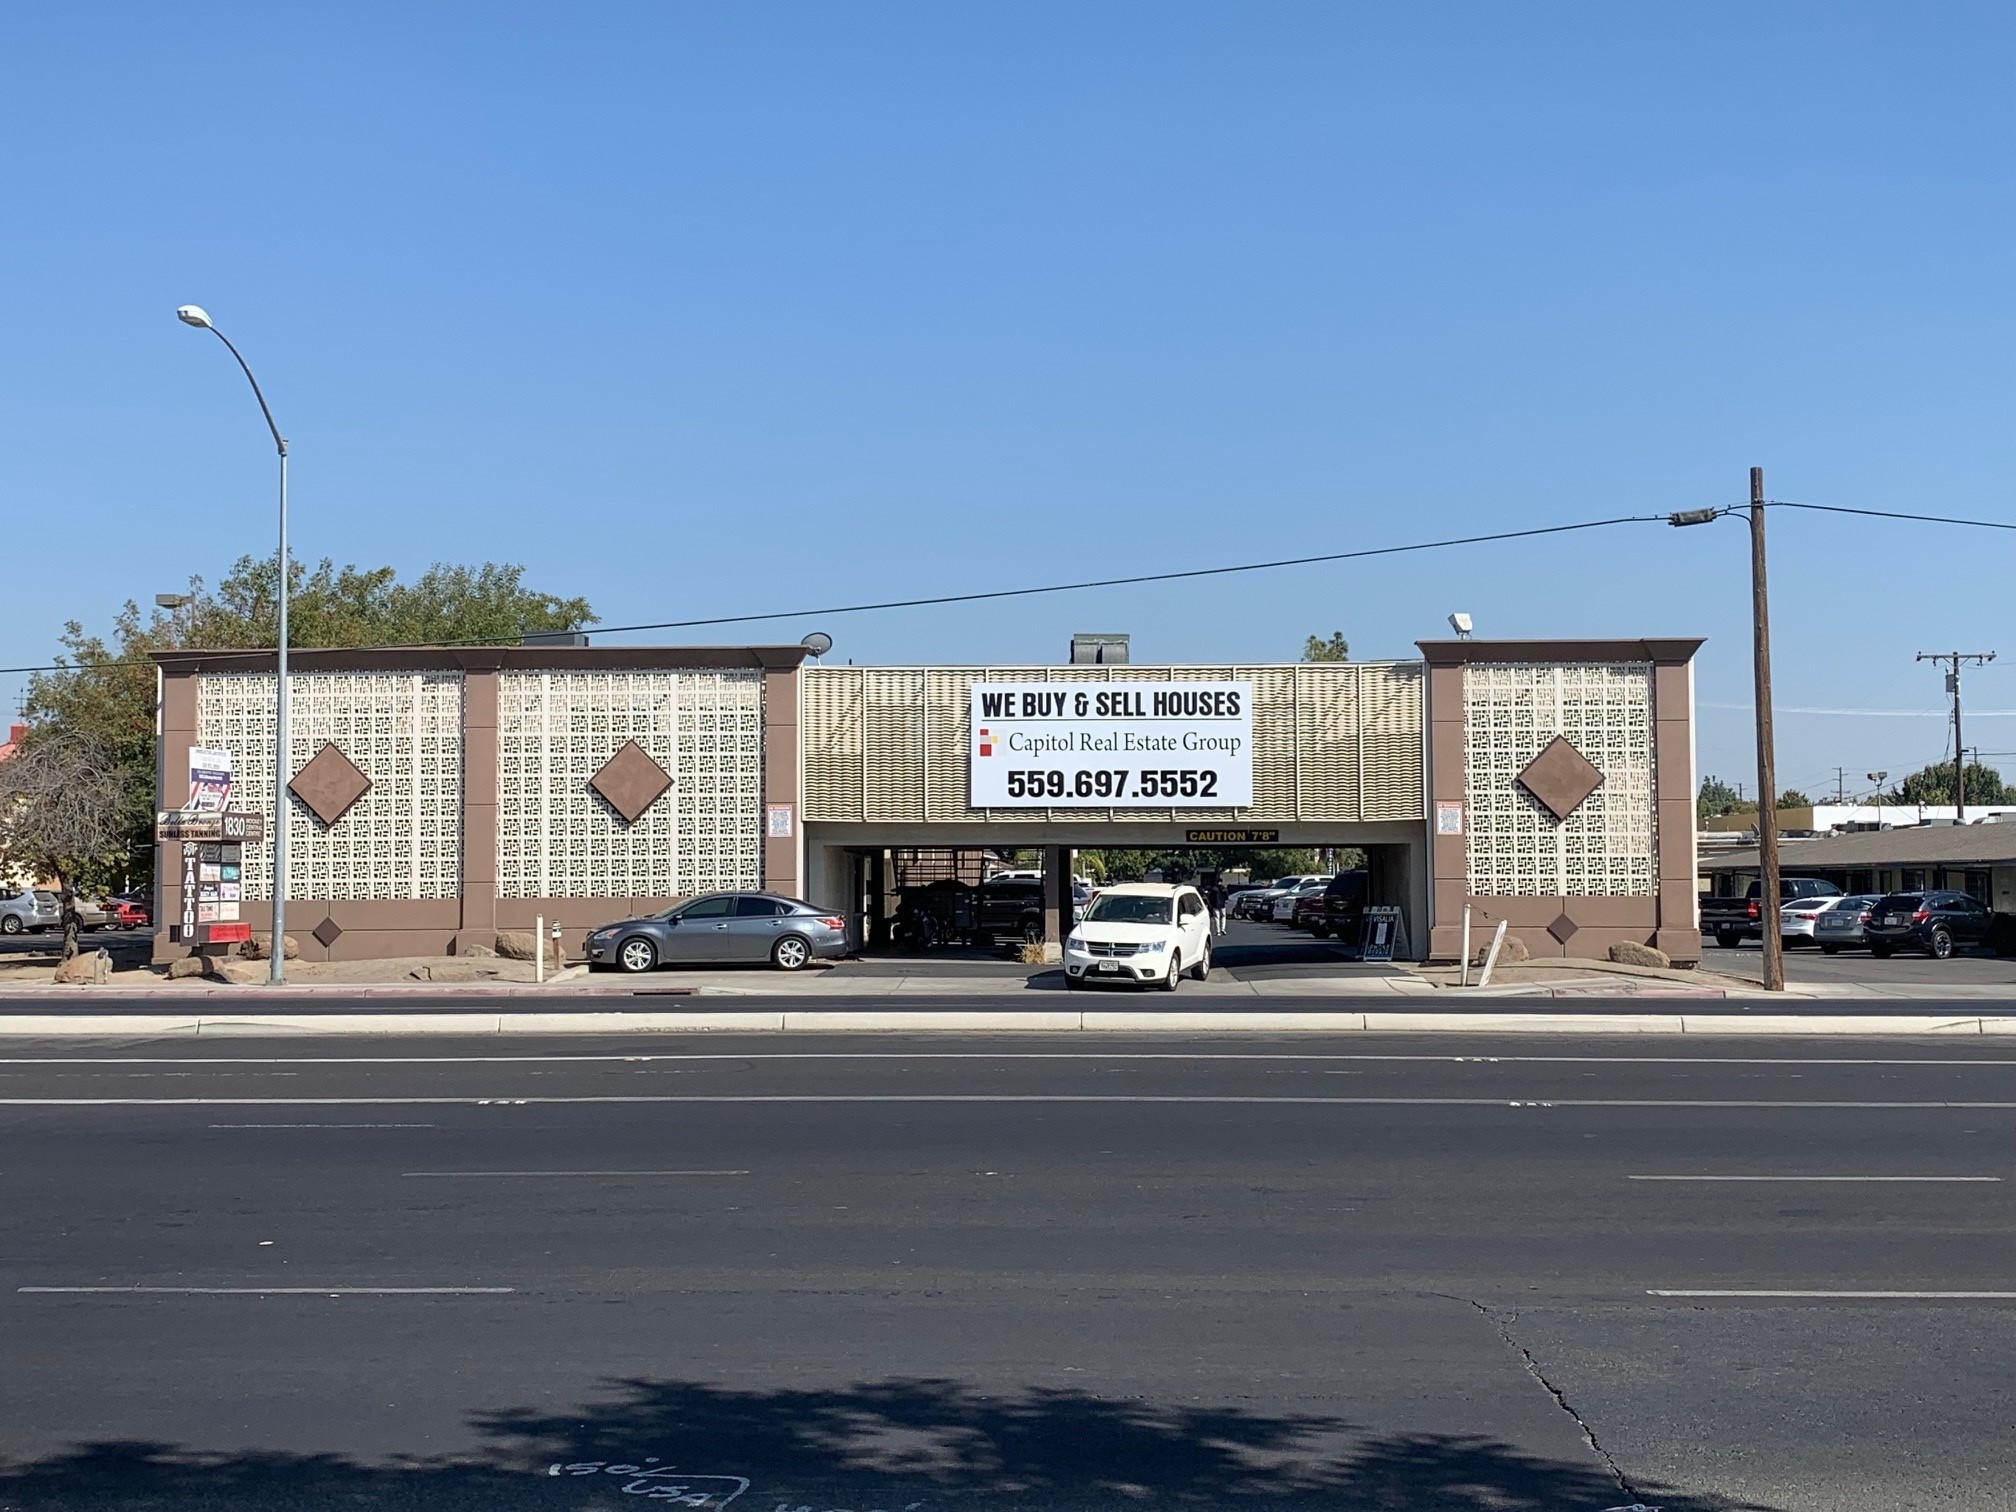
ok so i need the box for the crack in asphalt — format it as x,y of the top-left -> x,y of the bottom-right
1433,1292 -> 1650,1508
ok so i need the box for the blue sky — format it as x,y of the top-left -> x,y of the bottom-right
2,2 -> 2011,796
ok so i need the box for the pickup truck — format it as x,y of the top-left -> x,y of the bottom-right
1700,877 -> 1843,949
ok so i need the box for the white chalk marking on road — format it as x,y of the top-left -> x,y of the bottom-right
1630,1174 -> 2001,1183
209,1123 -> 437,1129
17,1286 -> 513,1295
401,1169 -> 748,1178
4,1095 -> 2016,1108
1649,1289 -> 2016,1299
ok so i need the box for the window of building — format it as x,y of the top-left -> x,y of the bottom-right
1901,869 -> 1927,892
1963,871 -> 1992,904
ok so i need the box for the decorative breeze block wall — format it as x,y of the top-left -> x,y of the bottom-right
197,672 -> 464,901
1463,663 -> 1656,897
496,670 -> 762,899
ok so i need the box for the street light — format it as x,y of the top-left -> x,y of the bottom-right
1670,471 -> 1783,991
177,305 -> 291,986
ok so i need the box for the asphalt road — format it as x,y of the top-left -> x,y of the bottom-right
4,1033 -> 2015,1510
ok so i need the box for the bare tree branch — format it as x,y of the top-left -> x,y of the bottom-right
0,732 -> 127,959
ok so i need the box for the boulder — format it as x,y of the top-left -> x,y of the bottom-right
1476,933 -> 1529,966
241,934 -> 300,962
53,949 -> 112,985
211,958 -> 267,985
409,961 -> 503,983
458,941 -> 498,958
1608,940 -> 1671,970
166,955 -> 207,980
495,931 -> 560,965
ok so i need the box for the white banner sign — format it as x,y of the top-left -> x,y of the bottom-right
187,746 -> 234,813
969,681 -> 1253,808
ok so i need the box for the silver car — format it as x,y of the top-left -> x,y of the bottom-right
0,889 -> 60,935
586,891 -> 850,973
1811,893 -> 1884,955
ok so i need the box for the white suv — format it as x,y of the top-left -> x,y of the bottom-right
1063,882 -> 1213,991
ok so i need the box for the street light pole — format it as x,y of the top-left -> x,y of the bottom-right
176,306 -> 291,986
1668,466 -> 1782,990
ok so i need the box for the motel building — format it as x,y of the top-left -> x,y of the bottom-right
151,634 -> 1704,969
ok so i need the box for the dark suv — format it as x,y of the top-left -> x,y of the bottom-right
1861,891 -> 1995,959
1700,876 -> 1843,949
1310,870 -> 1370,941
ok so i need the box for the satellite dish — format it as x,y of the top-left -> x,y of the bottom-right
801,631 -> 834,659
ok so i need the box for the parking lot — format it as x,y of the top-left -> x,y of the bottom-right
1705,938 -> 2016,987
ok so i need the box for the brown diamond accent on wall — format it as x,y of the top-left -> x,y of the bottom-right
288,743 -> 372,827
590,740 -> 672,824
1548,912 -> 1580,945
1516,736 -> 1604,821
312,916 -> 344,948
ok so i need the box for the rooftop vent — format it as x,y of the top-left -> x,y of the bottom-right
521,629 -> 590,648
1070,633 -> 1129,665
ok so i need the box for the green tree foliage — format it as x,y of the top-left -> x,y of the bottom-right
1302,632 -> 1350,663
1776,790 -> 1814,809
24,557 -> 595,887
1696,775 -> 1754,823
1882,761 -> 2016,806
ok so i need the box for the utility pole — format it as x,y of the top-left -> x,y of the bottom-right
1833,767 -> 1848,804
1916,651 -> 1996,823
1749,468 -> 1783,992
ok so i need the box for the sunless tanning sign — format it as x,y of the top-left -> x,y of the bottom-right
969,681 -> 1253,808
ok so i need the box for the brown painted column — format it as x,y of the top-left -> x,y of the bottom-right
458,666 -> 500,954
1425,660 -> 1468,963
1652,657 -> 1703,963
762,666 -> 802,898
153,670 -> 199,965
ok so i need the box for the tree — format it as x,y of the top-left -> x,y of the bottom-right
0,733 -> 128,958
1882,761 -> 2016,806
1697,775 -> 1754,823
24,557 -> 596,889
1776,790 -> 1813,809
1302,633 -> 1350,663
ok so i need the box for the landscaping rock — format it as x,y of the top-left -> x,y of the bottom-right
166,955 -> 207,979
211,958 -> 266,985
495,931 -> 560,965
409,961 -> 503,983
241,934 -> 300,962
458,941 -> 498,958
53,949 -> 111,985
1476,933 -> 1529,966
1608,940 -> 1671,970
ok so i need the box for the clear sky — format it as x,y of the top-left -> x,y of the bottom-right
2,2 -> 2011,797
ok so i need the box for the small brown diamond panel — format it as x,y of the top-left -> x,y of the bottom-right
312,916 -> 344,948
1548,912 -> 1580,945
590,740 -> 673,825
1516,735 -> 1604,822
288,743 -> 372,827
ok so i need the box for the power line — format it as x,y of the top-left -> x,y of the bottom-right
0,510 -> 1672,678
1768,500 -> 2016,532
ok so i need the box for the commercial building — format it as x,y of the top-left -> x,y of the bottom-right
152,634 -> 1706,967
1701,822 -> 2016,913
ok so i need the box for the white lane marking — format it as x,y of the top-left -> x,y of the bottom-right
6,1052 -> 2016,1066
1629,1174 -> 2001,1183
4,1095 -> 2016,1109
209,1123 -> 437,1129
401,1169 -> 748,1178
1649,1290 -> 2016,1299
17,1286 -> 513,1295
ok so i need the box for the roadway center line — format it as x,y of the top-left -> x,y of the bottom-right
401,1169 -> 748,1178
4,1095 -> 2016,1109
1649,1290 -> 2016,1299
17,1286 -> 513,1295
7,1053 -> 2016,1067
209,1123 -> 437,1129
1629,1175 -> 2002,1183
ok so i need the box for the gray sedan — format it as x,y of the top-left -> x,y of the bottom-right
586,892 -> 850,973
1812,893 -> 1886,955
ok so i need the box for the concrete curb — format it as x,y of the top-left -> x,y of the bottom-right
0,1009 -> 2011,1037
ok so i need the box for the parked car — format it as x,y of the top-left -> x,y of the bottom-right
1810,894 -> 1883,954
1311,870 -> 1370,941
1224,884 -> 1270,919
107,896 -> 153,929
70,897 -> 114,931
1861,890 -> 1996,960
1290,888 -> 1328,931
0,889 -> 60,935
586,892 -> 850,973
1701,877 -> 1843,949
1271,878 -> 1330,922
1239,876 -> 1319,922
977,878 -> 1047,943
1063,882 -> 1213,990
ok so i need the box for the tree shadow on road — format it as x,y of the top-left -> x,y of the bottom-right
0,1375 -> 1772,1511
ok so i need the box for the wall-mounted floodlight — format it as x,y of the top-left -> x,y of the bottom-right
1447,613 -> 1473,639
